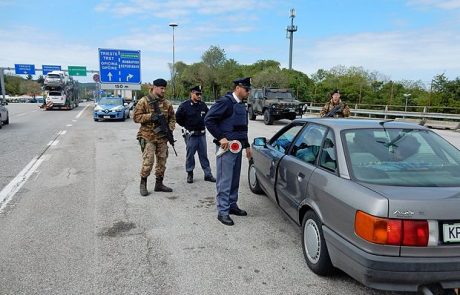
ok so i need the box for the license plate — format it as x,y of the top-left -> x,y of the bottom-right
103,116 -> 110,119
443,222 -> 460,243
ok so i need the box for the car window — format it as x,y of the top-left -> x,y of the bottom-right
344,128 -> 460,186
269,124 -> 303,154
99,98 -> 123,105
290,124 -> 327,164
319,130 -> 337,172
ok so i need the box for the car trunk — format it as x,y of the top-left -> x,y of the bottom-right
359,183 -> 460,220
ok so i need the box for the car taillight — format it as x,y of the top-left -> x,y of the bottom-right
355,211 -> 428,247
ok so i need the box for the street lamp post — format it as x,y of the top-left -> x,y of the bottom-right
169,23 -> 178,99
404,93 -> 411,112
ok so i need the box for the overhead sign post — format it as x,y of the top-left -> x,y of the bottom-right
14,64 -> 35,75
99,48 -> 141,90
42,65 -> 61,75
68,66 -> 87,76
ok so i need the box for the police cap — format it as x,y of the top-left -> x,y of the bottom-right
153,78 -> 167,87
233,77 -> 251,88
190,85 -> 202,93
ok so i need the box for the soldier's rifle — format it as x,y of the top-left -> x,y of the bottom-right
324,104 -> 343,118
150,99 -> 178,156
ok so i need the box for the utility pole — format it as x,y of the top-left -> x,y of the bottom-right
286,8 -> 298,70
0,68 -> 6,102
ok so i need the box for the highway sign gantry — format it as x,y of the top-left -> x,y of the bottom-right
14,64 -> 35,75
68,66 -> 87,76
42,65 -> 62,75
98,48 -> 141,90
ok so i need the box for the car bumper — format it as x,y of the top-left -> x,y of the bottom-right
323,226 -> 460,292
94,111 -> 125,120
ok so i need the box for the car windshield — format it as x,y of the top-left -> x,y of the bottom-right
344,128 -> 460,187
266,91 -> 293,100
99,98 -> 122,105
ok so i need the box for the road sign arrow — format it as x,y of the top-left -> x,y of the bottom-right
126,74 -> 134,81
107,72 -> 113,81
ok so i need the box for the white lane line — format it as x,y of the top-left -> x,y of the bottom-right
60,130 -> 67,135
76,105 -> 90,119
66,124 -> 72,127
0,157 -> 45,212
50,140 -> 59,146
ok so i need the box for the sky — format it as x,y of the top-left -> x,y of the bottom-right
1,0 -> 460,86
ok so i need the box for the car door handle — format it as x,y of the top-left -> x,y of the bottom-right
297,172 -> 305,182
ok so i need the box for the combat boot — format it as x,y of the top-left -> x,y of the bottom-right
187,172 -> 193,183
154,177 -> 173,192
140,177 -> 148,196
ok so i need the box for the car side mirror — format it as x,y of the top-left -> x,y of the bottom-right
253,137 -> 267,147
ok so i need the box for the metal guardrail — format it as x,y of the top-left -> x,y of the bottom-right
307,106 -> 460,120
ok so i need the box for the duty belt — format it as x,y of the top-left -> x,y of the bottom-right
185,129 -> 206,136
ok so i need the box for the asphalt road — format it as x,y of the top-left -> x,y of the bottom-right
0,103 -> 459,294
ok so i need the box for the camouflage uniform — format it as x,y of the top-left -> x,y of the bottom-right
319,100 -> 351,118
133,93 -> 176,179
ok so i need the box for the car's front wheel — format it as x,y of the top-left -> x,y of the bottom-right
248,160 -> 264,194
263,109 -> 273,125
248,106 -> 256,120
4,114 -> 9,125
302,210 -> 334,276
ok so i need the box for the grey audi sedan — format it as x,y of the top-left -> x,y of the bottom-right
248,118 -> 460,294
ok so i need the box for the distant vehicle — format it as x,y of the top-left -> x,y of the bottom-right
93,96 -> 130,121
44,71 -> 69,87
247,87 -> 305,125
249,118 -> 460,293
0,100 -> 9,128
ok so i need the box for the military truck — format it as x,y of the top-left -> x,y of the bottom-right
247,87 -> 305,125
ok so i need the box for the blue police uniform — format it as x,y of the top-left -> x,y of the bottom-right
205,84 -> 250,223
176,96 -> 214,182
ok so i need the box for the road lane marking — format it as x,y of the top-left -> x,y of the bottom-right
66,124 -> 72,127
0,132 -> 61,212
60,130 -> 67,135
0,157 -> 45,212
76,105 -> 90,119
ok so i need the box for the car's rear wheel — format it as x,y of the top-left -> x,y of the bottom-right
5,114 -> 9,125
263,109 -> 273,125
248,160 -> 264,194
302,210 -> 334,276
127,110 -> 130,119
248,106 -> 256,120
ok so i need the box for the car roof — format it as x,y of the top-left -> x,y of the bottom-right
293,118 -> 429,131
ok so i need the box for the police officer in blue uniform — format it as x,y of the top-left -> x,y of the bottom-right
176,86 -> 216,184
204,77 -> 253,226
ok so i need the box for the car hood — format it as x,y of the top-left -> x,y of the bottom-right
267,99 -> 302,105
359,183 -> 460,220
97,104 -> 122,109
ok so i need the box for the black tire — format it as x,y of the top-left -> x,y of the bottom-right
263,109 -> 273,125
248,106 -> 256,120
248,160 -> 264,194
302,210 -> 334,276
94,118 -> 99,122
288,113 -> 296,120
127,110 -> 130,119
5,114 -> 9,125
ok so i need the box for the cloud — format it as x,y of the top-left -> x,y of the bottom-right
298,30 -> 460,81
407,0 -> 460,9
94,0 -> 275,18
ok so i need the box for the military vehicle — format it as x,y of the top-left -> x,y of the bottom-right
247,87 -> 305,125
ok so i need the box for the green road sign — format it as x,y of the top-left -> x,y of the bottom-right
68,66 -> 87,76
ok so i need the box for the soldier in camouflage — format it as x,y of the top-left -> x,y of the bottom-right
320,89 -> 351,118
133,78 -> 176,196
